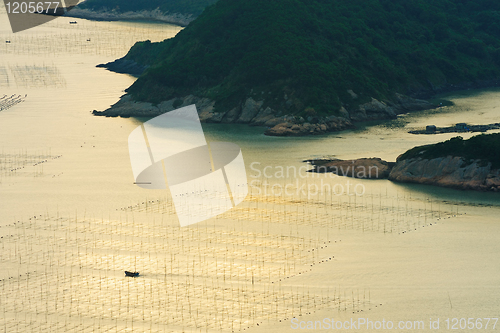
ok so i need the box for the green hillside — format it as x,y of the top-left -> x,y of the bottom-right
122,0 -> 500,117
78,0 -> 218,17
398,134 -> 500,168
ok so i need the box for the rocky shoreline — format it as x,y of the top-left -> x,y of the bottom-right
92,57 -> 500,137
389,156 -> 500,192
409,78 -> 500,100
96,58 -> 148,77
305,158 -> 394,179
92,92 -> 436,136
306,156 -> 500,192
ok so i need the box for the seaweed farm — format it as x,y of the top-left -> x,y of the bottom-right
0,67 -> 8,87
121,183 -> 456,234
0,180 -> 457,332
10,65 -> 66,88
0,149 -> 62,182
0,94 -> 26,111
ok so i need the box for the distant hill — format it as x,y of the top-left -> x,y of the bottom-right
96,0 -> 500,134
389,133 -> 500,191
77,0 -> 217,17
70,0 -> 218,25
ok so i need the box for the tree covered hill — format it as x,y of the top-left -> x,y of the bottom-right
76,0 -> 218,18
116,0 -> 500,119
306,133 -> 500,191
388,133 -> 500,191
398,133 -> 500,168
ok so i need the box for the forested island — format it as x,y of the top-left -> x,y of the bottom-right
93,0 -> 500,136
307,134 -> 500,192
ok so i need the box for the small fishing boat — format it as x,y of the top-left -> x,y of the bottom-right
124,271 -> 139,277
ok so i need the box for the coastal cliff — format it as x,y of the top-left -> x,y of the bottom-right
306,156 -> 500,192
388,156 -> 500,192
93,93 -> 435,136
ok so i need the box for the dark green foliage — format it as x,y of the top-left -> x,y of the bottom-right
123,40 -> 166,66
78,0 -> 218,17
399,134 -> 500,168
172,98 -> 183,108
123,0 -> 500,115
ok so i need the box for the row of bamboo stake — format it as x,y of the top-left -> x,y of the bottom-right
0,179 -> 458,332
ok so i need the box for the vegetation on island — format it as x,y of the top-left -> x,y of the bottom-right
77,0 -> 218,17
119,0 -> 500,117
398,133 -> 500,168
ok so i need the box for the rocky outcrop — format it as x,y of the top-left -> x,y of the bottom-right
304,155 -> 500,192
65,8 -> 195,26
236,98 -> 264,123
97,58 -> 148,76
410,78 -> 500,100
388,156 -> 500,192
349,94 -> 437,121
93,92 -> 435,136
92,94 -> 215,118
221,106 -> 242,123
249,107 -> 279,126
264,116 -> 354,136
392,93 -> 436,112
306,158 -> 394,179
350,98 -> 397,121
